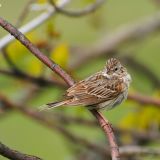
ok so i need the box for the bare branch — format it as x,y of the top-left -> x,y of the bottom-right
0,68 -> 66,87
0,17 -> 74,86
91,110 -> 120,160
1,68 -> 159,109
49,0 -> 105,17
121,56 -> 160,88
0,142 -> 42,160
0,16 -> 120,160
70,12 -> 160,69
128,93 -> 160,107
120,146 -> 160,157
0,94 -> 110,158
1,93 -> 160,159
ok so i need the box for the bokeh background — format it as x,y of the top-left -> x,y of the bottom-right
0,0 -> 160,160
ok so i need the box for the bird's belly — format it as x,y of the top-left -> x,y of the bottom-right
98,90 -> 128,110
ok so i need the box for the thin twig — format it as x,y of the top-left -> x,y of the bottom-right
2,48 -> 22,72
51,112 -> 98,126
122,56 -> 160,88
0,16 -> 120,159
0,68 -> 66,87
120,146 -> 160,157
128,93 -> 160,107
49,0 -> 105,17
0,142 -> 42,160
15,0 -> 36,27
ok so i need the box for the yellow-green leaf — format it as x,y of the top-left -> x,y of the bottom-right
27,58 -> 43,76
50,43 -> 69,68
37,0 -> 47,4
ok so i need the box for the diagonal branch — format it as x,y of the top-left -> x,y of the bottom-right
0,17 -> 74,86
0,17 -> 120,160
70,12 -> 160,69
121,56 -> 160,88
91,110 -> 120,160
0,142 -> 42,160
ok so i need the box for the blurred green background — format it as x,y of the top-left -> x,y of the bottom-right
0,0 -> 160,160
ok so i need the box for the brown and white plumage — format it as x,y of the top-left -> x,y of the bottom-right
43,58 -> 131,111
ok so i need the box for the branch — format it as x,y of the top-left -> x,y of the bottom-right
0,17 -> 120,159
49,0 -> 105,17
120,146 -> 160,157
51,112 -> 98,126
1,69 -> 159,109
128,93 -> 160,107
0,17 -> 74,86
48,113 -> 160,144
0,94 -> 110,158
122,56 -> 160,88
1,67 -> 159,109
91,110 -> 120,160
0,142 -> 42,160
1,94 -> 160,159
0,0 -> 70,49
0,68 -> 66,87
70,12 -> 160,69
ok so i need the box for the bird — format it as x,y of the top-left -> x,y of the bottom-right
41,58 -> 131,111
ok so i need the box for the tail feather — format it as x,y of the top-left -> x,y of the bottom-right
47,100 -> 67,108
39,100 -> 68,111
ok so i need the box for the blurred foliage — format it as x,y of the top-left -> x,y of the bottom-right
46,20 -> 61,38
0,0 -> 160,160
6,32 -> 44,76
37,0 -> 47,4
50,43 -> 69,68
120,104 -> 160,131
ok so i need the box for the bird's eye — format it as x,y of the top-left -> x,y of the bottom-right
114,67 -> 118,71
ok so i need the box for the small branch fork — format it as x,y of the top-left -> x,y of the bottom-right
0,17 -> 120,160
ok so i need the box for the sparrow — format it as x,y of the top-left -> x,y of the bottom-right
42,58 -> 131,110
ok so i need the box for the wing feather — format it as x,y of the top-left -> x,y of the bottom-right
66,72 -> 124,105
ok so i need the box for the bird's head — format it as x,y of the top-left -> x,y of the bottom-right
104,58 -> 128,78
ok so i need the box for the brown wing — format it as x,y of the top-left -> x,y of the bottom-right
66,72 -> 124,105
